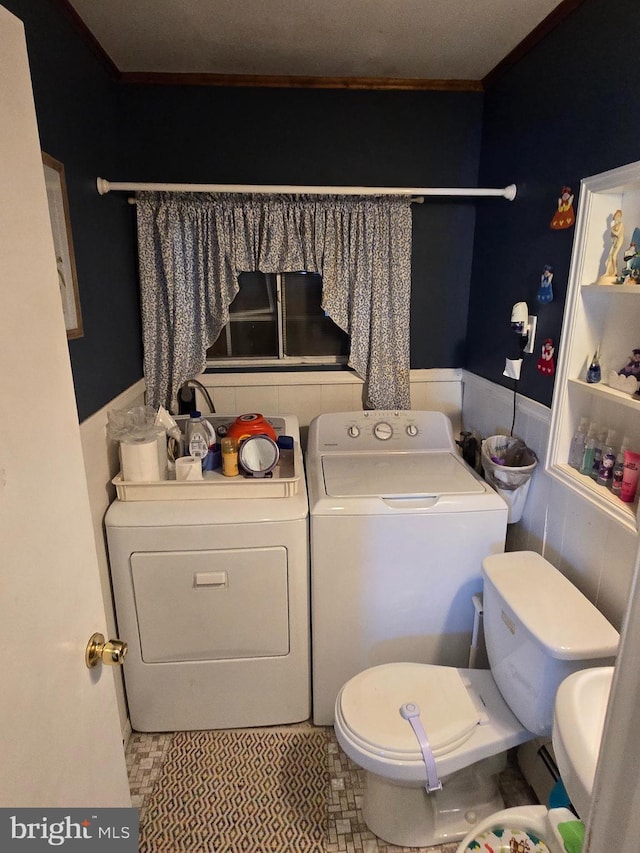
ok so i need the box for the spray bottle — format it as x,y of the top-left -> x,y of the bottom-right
580,423 -> 598,477
590,427 -> 608,480
612,437 -> 631,497
597,429 -> 618,487
568,417 -> 589,470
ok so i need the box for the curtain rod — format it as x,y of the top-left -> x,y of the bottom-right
96,177 -> 517,201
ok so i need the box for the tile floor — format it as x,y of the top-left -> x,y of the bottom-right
126,724 -> 538,853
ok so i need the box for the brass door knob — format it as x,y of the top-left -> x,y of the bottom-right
85,632 -> 128,668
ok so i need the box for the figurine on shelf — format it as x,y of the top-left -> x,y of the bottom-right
618,349 -> 640,377
598,209 -> 624,282
550,186 -> 575,230
536,338 -> 555,376
536,264 -> 554,304
586,346 -> 601,383
617,227 -> 640,284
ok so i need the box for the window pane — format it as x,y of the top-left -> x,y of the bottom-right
206,272 -> 278,358
282,272 -> 349,357
230,271 -> 275,318
207,270 -> 349,362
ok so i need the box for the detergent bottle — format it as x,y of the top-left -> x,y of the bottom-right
185,411 -> 215,460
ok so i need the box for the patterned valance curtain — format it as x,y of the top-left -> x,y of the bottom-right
136,192 -> 412,412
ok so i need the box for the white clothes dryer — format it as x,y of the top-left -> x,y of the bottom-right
307,410 -> 508,725
106,414 -> 310,732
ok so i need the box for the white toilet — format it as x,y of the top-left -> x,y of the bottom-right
333,551 -> 619,848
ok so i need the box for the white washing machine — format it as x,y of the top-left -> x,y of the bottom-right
106,414 -> 310,732
307,410 -> 508,725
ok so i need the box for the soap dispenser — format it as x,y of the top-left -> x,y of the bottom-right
597,430 -> 618,487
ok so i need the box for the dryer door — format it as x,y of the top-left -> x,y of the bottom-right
131,547 -> 290,662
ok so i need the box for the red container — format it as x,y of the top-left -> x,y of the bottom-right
226,413 -> 277,443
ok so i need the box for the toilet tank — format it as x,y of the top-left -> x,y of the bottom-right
482,551 -> 619,737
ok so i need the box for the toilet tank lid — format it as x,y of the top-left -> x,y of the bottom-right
482,551 -> 620,660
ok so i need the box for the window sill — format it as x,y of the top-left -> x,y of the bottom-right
199,367 -> 462,387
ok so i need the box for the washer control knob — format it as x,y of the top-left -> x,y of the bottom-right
347,425 -> 360,438
406,424 -> 419,437
373,422 -> 393,441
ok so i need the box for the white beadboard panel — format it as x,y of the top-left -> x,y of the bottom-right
79,378 -> 146,738
505,517 -> 530,552
461,371 -> 551,552
600,523 -> 638,630
320,381 -> 362,414
543,477 -> 569,570
522,413 -> 549,465
461,371 -> 638,629
209,386 -> 237,413
234,384 -> 279,414
522,466 -> 550,553
410,371 -> 463,435
554,487 -> 608,605
194,368 -> 463,431
461,375 -> 516,441
276,381 -> 323,420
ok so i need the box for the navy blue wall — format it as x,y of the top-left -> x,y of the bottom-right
2,0 -> 142,421
14,0 -> 633,419
3,0 -> 484,419
119,85 -> 483,372
468,0 -> 640,407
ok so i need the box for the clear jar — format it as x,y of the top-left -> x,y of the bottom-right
221,436 -> 239,477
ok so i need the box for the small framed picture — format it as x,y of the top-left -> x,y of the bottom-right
42,152 -> 83,339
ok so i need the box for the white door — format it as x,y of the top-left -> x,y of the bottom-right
0,6 -> 130,806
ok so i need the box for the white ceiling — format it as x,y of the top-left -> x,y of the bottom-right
67,0 -> 566,82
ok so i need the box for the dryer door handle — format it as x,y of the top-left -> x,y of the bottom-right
194,571 -> 228,588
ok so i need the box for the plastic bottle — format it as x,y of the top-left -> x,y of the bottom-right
612,437 -> 630,497
590,428 -> 608,480
568,417 -> 589,470
597,429 -> 618,487
580,423 -> 598,476
185,411 -> 215,460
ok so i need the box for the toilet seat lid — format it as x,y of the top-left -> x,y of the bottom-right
338,663 -> 481,760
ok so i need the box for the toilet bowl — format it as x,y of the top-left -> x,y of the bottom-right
333,551 -> 619,848
334,664 -> 532,846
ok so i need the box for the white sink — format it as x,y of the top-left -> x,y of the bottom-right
552,666 -> 614,820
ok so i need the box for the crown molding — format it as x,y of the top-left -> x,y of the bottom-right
117,72 -> 483,92
54,0 -> 586,92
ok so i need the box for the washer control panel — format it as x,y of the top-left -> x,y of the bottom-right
310,410 -> 456,453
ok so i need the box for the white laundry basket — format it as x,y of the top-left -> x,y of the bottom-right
481,435 -> 537,524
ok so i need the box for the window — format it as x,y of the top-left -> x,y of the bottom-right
206,271 -> 349,366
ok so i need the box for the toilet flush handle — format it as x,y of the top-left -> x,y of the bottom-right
400,703 -> 442,793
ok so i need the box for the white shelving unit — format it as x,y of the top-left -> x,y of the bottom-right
547,161 -> 640,532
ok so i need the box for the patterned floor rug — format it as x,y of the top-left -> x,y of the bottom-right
138,728 -> 329,853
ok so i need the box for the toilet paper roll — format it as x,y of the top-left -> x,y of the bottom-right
155,429 -> 168,480
120,436 -> 162,482
175,456 -> 203,481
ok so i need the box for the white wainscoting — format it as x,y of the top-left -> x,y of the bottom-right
461,371 -> 637,630
193,368 -> 464,446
